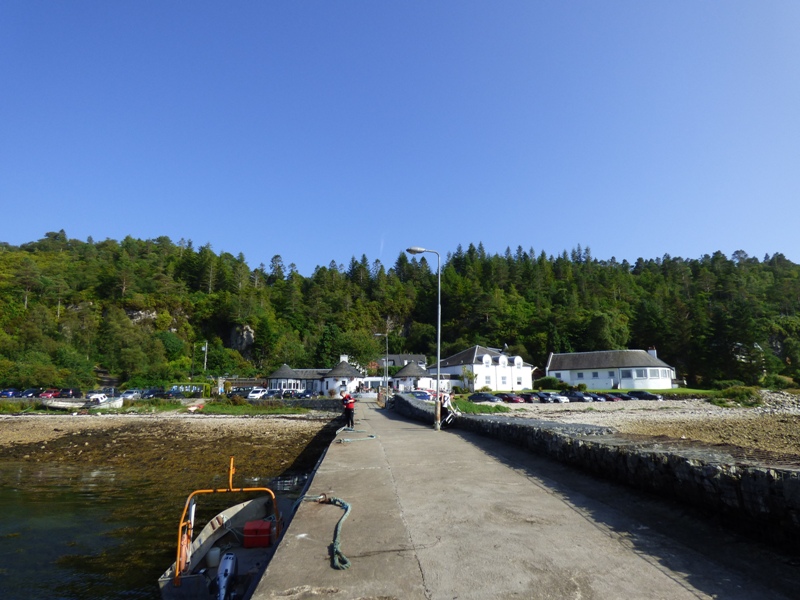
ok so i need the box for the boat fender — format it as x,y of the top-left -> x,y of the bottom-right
217,552 -> 238,600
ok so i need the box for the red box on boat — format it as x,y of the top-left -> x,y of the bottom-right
243,520 -> 271,548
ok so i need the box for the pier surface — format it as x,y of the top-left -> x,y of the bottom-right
252,398 -> 797,600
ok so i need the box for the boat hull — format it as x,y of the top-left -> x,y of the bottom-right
42,397 -> 123,410
158,495 -> 281,600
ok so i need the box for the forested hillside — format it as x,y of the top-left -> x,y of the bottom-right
2,231 -> 799,390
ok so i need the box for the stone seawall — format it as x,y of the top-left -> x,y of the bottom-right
394,394 -> 800,549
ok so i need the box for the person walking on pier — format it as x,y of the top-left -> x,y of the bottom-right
341,390 -> 356,429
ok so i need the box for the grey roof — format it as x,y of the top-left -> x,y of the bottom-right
547,350 -> 672,371
293,368 -> 330,380
269,364 -> 301,379
325,361 -> 364,378
387,354 -> 427,367
439,345 -> 533,368
393,362 -> 428,378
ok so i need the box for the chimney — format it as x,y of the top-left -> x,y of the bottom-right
647,347 -> 657,358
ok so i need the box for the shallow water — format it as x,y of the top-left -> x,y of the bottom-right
0,461 -> 308,600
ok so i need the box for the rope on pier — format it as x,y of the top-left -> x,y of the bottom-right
297,493 -> 352,570
335,425 -> 376,443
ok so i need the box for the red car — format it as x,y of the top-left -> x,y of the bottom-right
39,388 -> 60,398
496,393 -> 525,403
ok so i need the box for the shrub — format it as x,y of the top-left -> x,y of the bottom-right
534,376 -> 561,390
711,380 -> 745,390
762,373 -> 794,390
711,386 -> 761,407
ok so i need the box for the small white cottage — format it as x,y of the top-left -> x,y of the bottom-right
546,349 -> 676,390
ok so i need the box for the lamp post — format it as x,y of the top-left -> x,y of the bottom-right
374,332 -> 389,397
202,341 -> 208,372
406,246 -> 441,430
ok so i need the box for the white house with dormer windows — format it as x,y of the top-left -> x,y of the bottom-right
433,345 -> 535,392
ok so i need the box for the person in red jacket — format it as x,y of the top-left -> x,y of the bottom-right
341,390 -> 356,428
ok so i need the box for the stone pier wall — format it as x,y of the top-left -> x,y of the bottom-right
393,394 -> 800,549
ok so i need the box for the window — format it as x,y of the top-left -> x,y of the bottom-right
620,370 -> 632,379
592,372 -> 599,379
608,371 -> 614,378
501,376 -> 507,386
661,369 -> 669,378
553,372 -> 561,379
577,372 -> 584,379
517,377 -> 522,386
649,369 -> 659,378
485,376 -> 491,385
635,369 -> 646,378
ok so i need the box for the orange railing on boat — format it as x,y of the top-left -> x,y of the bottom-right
173,456 -> 281,587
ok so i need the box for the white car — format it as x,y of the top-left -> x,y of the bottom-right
121,389 -> 142,401
248,388 -> 269,399
550,393 -> 569,403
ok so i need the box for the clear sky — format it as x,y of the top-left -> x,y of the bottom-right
2,2 -> 799,275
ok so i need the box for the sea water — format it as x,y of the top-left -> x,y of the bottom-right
0,462 -> 307,600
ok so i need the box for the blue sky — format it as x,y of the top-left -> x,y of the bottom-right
2,2 -> 799,275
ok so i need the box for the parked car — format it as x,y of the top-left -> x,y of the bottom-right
550,392 -> 570,403
519,392 -> 538,403
585,393 -> 605,402
565,391 -> 592,402
411,390 -> 431,400
121,389 -> 142,401
57,388 -> 83,399
162,390 -> 185,400
535,392 -> 554,403
39,388 -> 60,398
600,393 -> 622,402
282,390 -> 300,399
228,387 -> 253,399
468,392 -> 502,403
615,393 -> 634,400
19,388 -> 43,398
295,390 -> 316,399
248,388 -> 269,400
142,388 -> 165,399
100,387 -> 120,397
496,393 -> 524,403
0,388 -> 21,398
626,390 -> 663,400
266,389 -> 283,398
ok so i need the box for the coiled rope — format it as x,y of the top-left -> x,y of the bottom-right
298,493 -> 352,570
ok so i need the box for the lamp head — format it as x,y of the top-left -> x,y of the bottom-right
406,246 -> 426,254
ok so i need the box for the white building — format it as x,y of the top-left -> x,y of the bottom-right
392,361 -> 454,393
434,345 -> 535,392
546,349 -> 676,390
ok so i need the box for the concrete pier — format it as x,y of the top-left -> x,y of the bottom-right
252,398 -> 797,600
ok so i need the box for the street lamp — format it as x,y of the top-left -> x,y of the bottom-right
374,332 -> 389,397
406,246 -> 441,430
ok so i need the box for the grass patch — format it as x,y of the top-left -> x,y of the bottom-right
0,400 -> 37,414
453,398 -> 510,414
197,401 -> 309,416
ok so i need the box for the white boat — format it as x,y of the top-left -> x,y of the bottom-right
158,457 -> 284,600
41,395 -> 124,410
